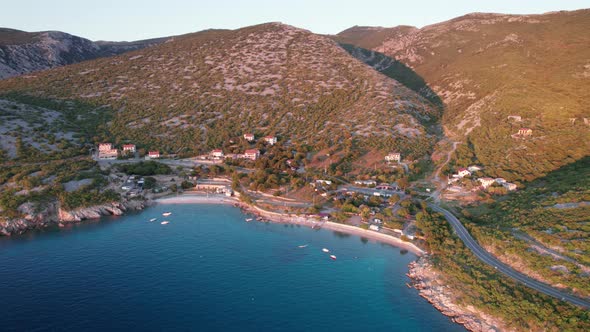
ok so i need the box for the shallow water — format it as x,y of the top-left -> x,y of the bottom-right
0,204 -> 464,331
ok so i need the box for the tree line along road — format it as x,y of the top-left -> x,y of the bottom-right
428,204 -> 590,310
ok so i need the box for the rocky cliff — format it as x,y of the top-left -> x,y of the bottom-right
0,200 -> 146,236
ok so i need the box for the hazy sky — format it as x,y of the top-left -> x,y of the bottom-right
2,0 -> 590,41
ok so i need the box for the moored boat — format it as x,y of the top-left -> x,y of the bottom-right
149,218 -> 157,222
298,244 -> 308,248
322,248 -> 330,253
162,212 -> 172,216
245,218 -> 253,222
330,255 -> 337,260
161,221 -> 170,225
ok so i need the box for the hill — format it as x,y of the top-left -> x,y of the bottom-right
0,28 -> 167,79
335,10 -> 590,182
0,23 -> 438,165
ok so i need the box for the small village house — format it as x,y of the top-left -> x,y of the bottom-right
478,177 -> 496,189
457,168 -> 471,178
243,133 -> 255,142
211,149 -> 224,159
122,144 -> 136,153
385,152 -> 401,162
264,136 -> 277,145
244,149 -> 260,161
148,151 -> 160,159
97,143 -> 118,159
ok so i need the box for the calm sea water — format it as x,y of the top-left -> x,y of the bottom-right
0,204 -> 464,331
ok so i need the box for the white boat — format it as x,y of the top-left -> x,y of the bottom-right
162,212 -> 172,217
161,221 -> 170,225
298,244 -> 308,248
330,255 -> 337,260
322,248 -> 330,253
149,218 -> 157,222
245,218 -> 253,222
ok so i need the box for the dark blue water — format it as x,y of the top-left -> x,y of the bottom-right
0,204 -> 463,331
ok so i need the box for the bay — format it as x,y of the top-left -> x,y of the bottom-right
0,204 -> 464,331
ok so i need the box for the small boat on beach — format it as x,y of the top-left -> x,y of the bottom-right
161,221 -> 170,225
322,248 -> 330,253
162,212 -> 172,217
298,244 -> 308,248
330,255 -> 337,260
149,218 -> 157,222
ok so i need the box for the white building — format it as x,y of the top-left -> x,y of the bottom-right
264,136 -> 277,145
478,177 -> 496,189
385,152 -> 401,162
211,149 -> 224,159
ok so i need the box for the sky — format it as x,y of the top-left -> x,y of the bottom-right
2,0 -> 590,41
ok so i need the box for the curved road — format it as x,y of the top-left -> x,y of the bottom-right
429,204 -> 590,309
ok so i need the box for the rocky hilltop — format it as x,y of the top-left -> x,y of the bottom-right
335,9 -> 590,181
0,28 -> 167,79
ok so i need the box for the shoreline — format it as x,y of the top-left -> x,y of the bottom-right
155,193 -> 425,256
157,192 -> 504,332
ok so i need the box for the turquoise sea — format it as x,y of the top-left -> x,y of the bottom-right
0,204 -> 464,331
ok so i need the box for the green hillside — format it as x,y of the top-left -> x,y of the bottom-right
336,10 -> 590,181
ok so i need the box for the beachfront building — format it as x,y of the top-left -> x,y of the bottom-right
243,133 -> 255,142
211,149 -> 224,159
122,144 -> 136,153
244,149 -> 260,161
98,143 -> 118,159
385,152 -> 401,162
264,136 -> 277,145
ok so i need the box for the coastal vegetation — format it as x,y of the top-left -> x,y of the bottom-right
416,208 -> 590,331
461,156 -> 590,297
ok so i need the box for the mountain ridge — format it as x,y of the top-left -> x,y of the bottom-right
0,28 -> 170,79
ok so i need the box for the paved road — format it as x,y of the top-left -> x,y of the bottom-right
429,204 -> 590,309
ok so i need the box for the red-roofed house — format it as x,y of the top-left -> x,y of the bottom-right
148,151 -> 160,159
264,136 -> 277,145
457,168 -> 471,178
243,133 -> 255,142
244,149 -> 260,161
211,149 -> 224,159
122,144 -> 136,153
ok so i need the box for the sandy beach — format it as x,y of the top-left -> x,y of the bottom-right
155,193 -> 425,256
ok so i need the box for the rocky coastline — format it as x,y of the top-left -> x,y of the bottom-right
0,199 -> 148,236
408,257 -> 507,332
